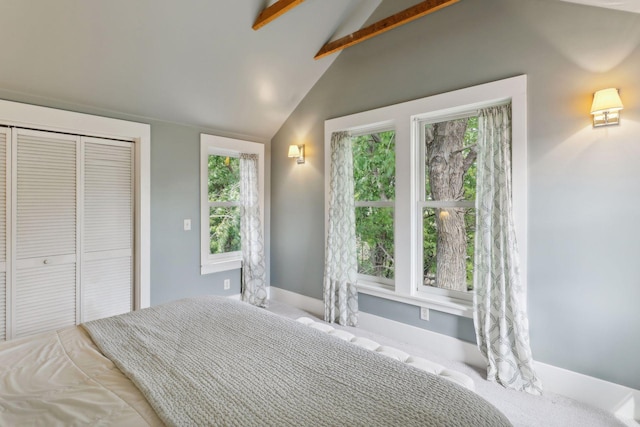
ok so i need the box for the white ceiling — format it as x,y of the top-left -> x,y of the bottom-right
0,0 -> 380,142
0,0 -> 635,142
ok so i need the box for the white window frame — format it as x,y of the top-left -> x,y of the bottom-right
200,134 -> 264,275
414,111 -> 479,303
324,75 -> 527,318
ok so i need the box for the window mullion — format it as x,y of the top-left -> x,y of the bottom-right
414,120 -> 426,297
394,124 -> 411,296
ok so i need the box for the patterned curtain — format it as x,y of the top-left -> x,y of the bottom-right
323,131 -> 358,326
473,104 -> 543,395
239,153 -> 267,308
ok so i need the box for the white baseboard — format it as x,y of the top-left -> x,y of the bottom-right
270,286 -> 323,316
269,286 -> 639,423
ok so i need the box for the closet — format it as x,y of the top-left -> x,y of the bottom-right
0,126 -> 134,341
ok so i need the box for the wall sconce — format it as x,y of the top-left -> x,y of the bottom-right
288,144 -> 305,164
591,88 -> 624,127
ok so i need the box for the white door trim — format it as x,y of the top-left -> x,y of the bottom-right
0,99 -> 150,310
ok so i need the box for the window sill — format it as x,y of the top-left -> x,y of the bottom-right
201,258 -> 242,275
357,283 -> 473,318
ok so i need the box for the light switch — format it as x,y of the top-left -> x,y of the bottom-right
184,219 -> 191,231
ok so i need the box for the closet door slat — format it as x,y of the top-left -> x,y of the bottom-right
82,138 -> 133,322
0,272 -> 5,341
14,129 -> 78,337
14,263 -> 76,338
16,132 -> 77,260
82,257 -> 131,322
0,128 -> 6,341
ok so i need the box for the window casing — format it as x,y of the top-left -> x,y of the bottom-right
324,76 -> 527,318
200,134 -> 264,275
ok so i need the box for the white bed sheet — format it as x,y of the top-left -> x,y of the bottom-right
0,326 -> 163,426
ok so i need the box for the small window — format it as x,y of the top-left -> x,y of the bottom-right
352,130 -> 395,286
420,116 -> 478,294
200,134 -> 264,275
207,154 -> 241,256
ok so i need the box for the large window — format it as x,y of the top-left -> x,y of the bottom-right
200,134 -> 264,274
324,76 -> 527,317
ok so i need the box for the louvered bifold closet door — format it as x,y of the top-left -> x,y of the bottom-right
81,137 -> 133,322
13,129 -> 79,339
0,128 -> 8,341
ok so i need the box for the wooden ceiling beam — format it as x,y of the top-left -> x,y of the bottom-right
314,0 -> 459,60
253,0 -> 305,30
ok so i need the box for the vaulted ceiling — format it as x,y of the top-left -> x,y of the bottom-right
0,0 -> 381,141
0,0 -> 635,142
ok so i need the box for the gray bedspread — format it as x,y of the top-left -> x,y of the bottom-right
83,296 -> 512,427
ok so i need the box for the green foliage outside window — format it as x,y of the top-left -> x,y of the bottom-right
208,155 -> 241,255
350,117 -> 478,291
352,131 -> 395,279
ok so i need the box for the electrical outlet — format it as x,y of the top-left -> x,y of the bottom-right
420,307 -> 430,321
223,279 -> 230,290
183,219 -> 191,231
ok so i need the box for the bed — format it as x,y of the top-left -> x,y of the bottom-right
0,296 -> 512,426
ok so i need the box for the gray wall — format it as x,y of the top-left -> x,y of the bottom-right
270,0 -> 640,389
0,90 -> 264,306
150,121 -> 245,305
150,122 -> 273,305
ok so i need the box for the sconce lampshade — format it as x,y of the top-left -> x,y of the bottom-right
591,88 -> 623,127
288,144 -> 305,164
590,88 -> 623,114
288,145 -> 301,158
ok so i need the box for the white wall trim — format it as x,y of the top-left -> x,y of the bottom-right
0,98 -> 151,310
270,286 -> 323,316
270,287 -> 639,422
358,283 -> 473,318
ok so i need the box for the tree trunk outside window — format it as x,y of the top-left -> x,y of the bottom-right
425,119 -> 476,292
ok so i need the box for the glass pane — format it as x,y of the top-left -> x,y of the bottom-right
424,116 -> 478,201
356,207 -> 394,279
209,206 -> 241,255
352,130 -> 396,202
423,207 -> 475,291
208,155 -> 240,202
